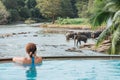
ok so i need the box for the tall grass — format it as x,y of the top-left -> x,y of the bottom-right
55,17 -> 88,25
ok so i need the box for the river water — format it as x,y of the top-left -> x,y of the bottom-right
0,23 -> 105,58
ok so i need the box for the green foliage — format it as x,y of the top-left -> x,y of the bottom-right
0,0 -> 98,24
90,11 -> 113,29
17,0 -> 25,8
60,0 -> 75,18
90,0 -> 120,54
0,0 -> 9,24
30,8 -> 40,18
75,0 -> 89,18
8,9 -> 20,22
19,7 -> 30,19
36,0 -> 75,23
36,0 -> 61,17
0,0 -> 43,23
1,0 -> 18,9
55,17 -> 88,25
25,0 -> 36,9
70,0 -> 78,17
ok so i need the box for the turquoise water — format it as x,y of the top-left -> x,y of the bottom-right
0,60 -> 120,80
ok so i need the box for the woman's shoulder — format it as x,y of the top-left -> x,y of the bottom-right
12,56 -> 42,64
35,56 -> 42,63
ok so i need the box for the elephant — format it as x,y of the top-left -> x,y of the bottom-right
74,34 -> 88,47
65,32 -> 77,41
91,30 -> 102,38
77,32 -> 92,38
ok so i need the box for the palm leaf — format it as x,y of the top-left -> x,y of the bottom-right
111,24 -> 120,54
95,26 -> 112,47
104,2 -> 118,12
113,10 -> 120,23
90,11 -> 112,29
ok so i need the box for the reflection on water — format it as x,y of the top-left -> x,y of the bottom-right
26,65 -> 37,80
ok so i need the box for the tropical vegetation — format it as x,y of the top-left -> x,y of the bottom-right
0,0 -> 92,24
0,0 -> 9,24
90,0 -> 120,54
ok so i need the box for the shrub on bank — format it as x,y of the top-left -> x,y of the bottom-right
24,18 -> 36,24
55,17 -> 88,25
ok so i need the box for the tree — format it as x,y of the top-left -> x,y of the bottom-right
36,0 -> 75,24
17,0 -> 25,8
25,0 -> 42,20
1,0 -> 18,9
36,0 -> 62,24
90,0 -> 120,54
75,0 -> 89,18
30,8 -> 42,18
70,0 -> 78,17
0,1 -> 9,24
60,0 -> 74,18
25,0 -> 36,9
8,9 -> 20,22
1,0 -> 21,22
19,7 -> 30,19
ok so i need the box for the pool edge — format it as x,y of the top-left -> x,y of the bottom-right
1,55 -> 120,62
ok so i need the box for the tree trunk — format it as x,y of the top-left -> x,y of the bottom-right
52,15 -> 55,24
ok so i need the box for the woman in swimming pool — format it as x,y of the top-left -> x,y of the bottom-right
13,43 -> 42,64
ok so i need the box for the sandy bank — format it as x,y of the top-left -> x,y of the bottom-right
40,24 -> 91,30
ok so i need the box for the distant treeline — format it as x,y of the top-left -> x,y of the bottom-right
0,0 -> 94,24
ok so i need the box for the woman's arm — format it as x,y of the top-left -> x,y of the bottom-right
12,57 -> 26,64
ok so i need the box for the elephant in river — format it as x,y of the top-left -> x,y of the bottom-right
65,32 -> 77,41
77,32 -> 92,38
91,30 -> 102,38
74,34 -> 88,47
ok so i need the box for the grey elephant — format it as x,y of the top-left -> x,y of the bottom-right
74,34 -> 87,47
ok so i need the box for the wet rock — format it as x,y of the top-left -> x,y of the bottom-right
18,32 -> 27,34
0,33 -> 13,38
33,35 -> 38,37
65,47 -> 82,52
0,31 -> 32,38
12,33 -> 16,35
97,46 -> 110,52
79,40 -> 111,53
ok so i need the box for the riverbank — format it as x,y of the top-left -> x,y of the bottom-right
40,23 -> 92,30
80,40 -> 111,53
65,40 -> 111,54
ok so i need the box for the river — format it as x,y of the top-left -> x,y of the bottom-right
0,23 -> 105,58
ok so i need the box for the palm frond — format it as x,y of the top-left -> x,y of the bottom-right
113,10 -> 120,22
104,2 -> 119,12
108,0 -> 120,9
90,11 -> 111,29
96,25 -> 115,47
96,29 -> 110,47
111,25 -> 120,54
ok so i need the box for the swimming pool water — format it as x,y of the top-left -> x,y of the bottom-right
0,60 -> 120,80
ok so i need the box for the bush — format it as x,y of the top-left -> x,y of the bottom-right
24,18 -> 36,24
8,9 -> 20,22
55,17 -> 88,25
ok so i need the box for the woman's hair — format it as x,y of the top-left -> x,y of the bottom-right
25,43 -> 37,58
